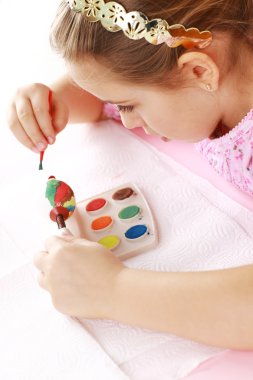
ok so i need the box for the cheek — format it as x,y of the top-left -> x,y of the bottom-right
145,107 -> 218,141
142,108 -> 174,131
138,93 -> 221,141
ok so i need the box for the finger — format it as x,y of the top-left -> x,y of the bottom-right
44,232 -> 78,252
7,103 -> 40,152
31,90 -> 56,145
51,96 -> 69,134
34,250 -> 48,272
46,234 -> 99,252
37,271 -> 48,290
16,97 -> 48,150
44,234 -> 67,252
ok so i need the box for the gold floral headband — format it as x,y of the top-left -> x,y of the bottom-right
66,0 -> 212,49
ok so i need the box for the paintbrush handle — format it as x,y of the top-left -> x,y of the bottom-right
39,90 -> 53,170
55,214 -> 73,237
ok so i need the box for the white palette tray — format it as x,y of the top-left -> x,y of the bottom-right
67,183 -> 158,260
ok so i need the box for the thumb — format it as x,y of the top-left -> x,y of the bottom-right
44,231 -> 75,251
51,94 -> 69,134
57,227 -> 74,239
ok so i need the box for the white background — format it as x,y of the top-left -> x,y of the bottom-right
0,0 -> 65,185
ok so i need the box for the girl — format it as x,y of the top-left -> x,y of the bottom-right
7,0 -> 253,349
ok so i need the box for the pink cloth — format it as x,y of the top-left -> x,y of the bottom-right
183,351 -> 253,380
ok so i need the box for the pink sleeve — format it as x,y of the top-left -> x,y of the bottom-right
103,103 -> 122,122
195,110 -> 253,196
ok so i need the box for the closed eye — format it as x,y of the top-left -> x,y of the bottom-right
116,105 -> 134,113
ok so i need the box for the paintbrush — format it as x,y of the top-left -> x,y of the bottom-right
39,90 -> 53,170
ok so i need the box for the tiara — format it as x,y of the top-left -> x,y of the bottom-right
66,0 -> 212,49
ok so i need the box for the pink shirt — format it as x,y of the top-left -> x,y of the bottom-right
104,104 -> 253,197
195,109 -> 253,196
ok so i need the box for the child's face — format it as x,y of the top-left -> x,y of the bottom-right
68,59 -> 222,142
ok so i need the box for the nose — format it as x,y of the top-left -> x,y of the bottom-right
120,113 -> 145,130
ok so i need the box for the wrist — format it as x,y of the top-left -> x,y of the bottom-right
104,266 -> 133,320
107,267 -> 150,323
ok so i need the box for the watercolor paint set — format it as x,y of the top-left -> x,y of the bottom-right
45,177 -> 158,260
66,183 -> 158,260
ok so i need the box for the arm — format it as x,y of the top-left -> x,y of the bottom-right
113,265 -> 253,349
51,73 -> 104,124
35,236 -> 253,350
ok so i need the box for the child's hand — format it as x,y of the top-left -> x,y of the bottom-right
34,234 -> 125,318
7,83 -> 69,153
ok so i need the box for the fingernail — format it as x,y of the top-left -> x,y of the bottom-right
161,137 -> 170,142
37,142 -> 46,151
47,136 -> 55,144
32,146 -> 40,153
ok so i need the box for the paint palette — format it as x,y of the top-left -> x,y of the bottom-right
66,183 -> 158,260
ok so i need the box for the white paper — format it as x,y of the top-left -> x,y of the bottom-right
1,122 -> 253,379
0,264 -> 129,380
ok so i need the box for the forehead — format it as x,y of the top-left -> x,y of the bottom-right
68,59 -> 111,86
67,59 -> 139,101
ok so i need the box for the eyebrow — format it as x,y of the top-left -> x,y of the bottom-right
105,100 -> 130,104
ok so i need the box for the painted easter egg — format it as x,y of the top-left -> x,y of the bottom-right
46,176 -> 76,212
45,176 -> 76,222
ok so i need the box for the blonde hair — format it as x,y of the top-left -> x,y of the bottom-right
50,0 -> 253,87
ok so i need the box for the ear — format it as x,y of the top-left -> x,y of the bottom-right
178,52 -> 219,91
